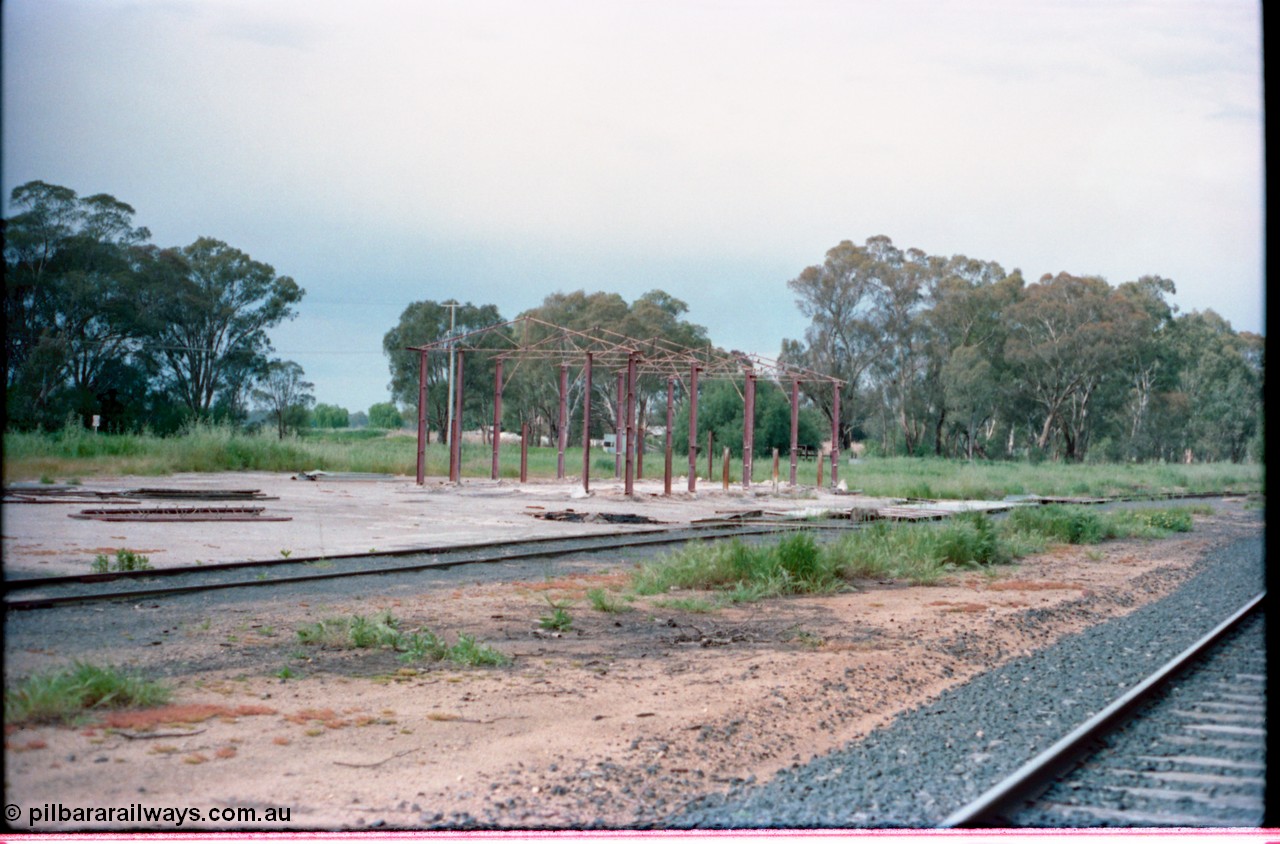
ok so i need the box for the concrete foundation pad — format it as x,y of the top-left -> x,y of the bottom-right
2,471 -> 894,577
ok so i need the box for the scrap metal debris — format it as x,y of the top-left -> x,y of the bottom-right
5,485 -> 275,503
691,510 -> 772,524
1033,495 -> 1109,505
124,488 -> 275,501
292,471 -> 397,482
874,506 -> 955,521
530,509 -> 664,525
69,506 -> 292,522
3,485 -> 136,504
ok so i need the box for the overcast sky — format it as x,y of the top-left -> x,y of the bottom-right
3,0 -> 1264,415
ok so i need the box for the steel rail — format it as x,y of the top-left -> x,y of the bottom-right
4,492 -> 1241,603
1,519 -> 814,592
2,521 -> 836,611
938,590 -> 1267,829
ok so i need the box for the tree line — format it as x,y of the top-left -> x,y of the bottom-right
780,236 -> 1262,462
386,238 -> 1262,464
4,181 -> 304,434
6,180 -> 1262,463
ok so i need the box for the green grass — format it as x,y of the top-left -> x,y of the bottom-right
586,587 -> 630,613
295,612 -> 508,667
5,662 -> 172,725
538,597 -> 574,632
1002,503 -> 1204,545
5,422 -> 1262,497
652,596 -> 719,613
632,504 -> 1207,599
833,456 -> 1259,500
634,532 -> 845,601
90,549 -> 152,574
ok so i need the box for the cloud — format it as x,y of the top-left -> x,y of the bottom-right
2,0 -> 1263,413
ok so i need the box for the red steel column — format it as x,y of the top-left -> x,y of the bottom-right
416,349 -> 428,485
789,378 -> 800,486
557,364 -> 569,480
614,370 -> 624,479
581,353 -> 593,493
520,422 -> 528,483
742,370 -> 755,489
449,350 -> 465,483
624,353 -> 637,496
636,406 -> 645,480
687,364 -> 700,493
830,382 -> 841,488
664,378 -> 674,495
490,359 -> 504,480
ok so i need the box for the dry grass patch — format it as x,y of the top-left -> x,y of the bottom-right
285,708 -> 349,729
97,703 -> 275,731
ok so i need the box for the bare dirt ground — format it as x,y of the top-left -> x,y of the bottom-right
2,475 -> 1261,831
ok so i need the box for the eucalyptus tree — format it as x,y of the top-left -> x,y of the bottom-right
311,403 -> 350,429
513,289 -> 710,446
1171,310 -> 1261,462
368,401 -> 405,430
871,244 -> 934,454
510,290 -> 630,445
4,181 -> 151,428
922,256 -> 1022,456
135,238 -> 304,421
1114,276 -> 1180,460
1002,272 -> 1145,460
382,300 -> 506,442
252,359 -> 314,439
781,237 -> 898,448
941,345 -> 996,460
670,378 -> 823,459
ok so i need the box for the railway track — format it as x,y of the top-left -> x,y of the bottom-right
2,494 -> 1239,612
2,519 -> 837,611
941,592 -> 1267,828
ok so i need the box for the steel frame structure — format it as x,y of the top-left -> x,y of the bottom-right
407,316 -> 845,494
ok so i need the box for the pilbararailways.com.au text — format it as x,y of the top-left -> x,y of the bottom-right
10,802 -> 292,827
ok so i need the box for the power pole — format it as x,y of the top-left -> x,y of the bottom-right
443,299 -> 458,448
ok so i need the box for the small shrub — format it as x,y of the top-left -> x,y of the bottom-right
5,663 -> 171,725
1106,506 -> 1199,538
539,600 -> 574,632
587,588 -> 628,613
295,613 -> 508,668
448,634 -> 509,667
1066,509 -> 1106,544
399,630 -> 447,663
90,549 -> 153,574
296,618 -> 356,648
349,612 -> 402,649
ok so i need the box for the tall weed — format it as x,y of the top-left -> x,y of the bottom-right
5,663 -> 171,725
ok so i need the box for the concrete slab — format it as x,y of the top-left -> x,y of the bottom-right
2,472 -> 898,577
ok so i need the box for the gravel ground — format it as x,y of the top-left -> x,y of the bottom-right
671,512 -> 1266,829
